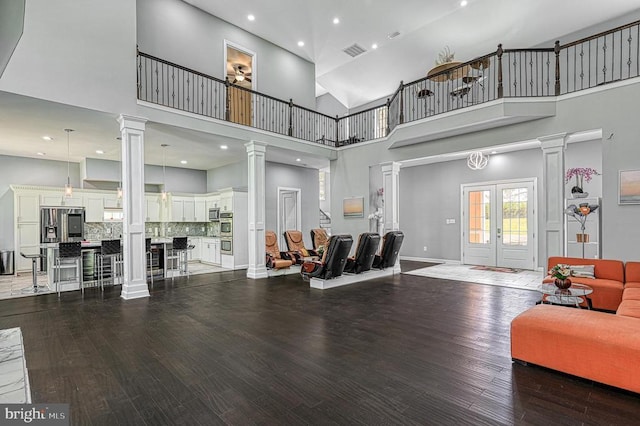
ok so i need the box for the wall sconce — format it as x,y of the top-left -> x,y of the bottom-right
467,151 -> 489,170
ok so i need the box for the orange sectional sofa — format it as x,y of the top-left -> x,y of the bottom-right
512,260 -> 640,393
544,256 -> 625,311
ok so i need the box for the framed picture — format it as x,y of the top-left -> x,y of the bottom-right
619,170 -> 640,205
343,196 -> 364,218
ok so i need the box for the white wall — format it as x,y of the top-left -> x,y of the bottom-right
207,160 -> 247,192
0,0 -> 137,114
265,162 -> 319,249
136,0 -> 316,109
316,93 -> 348,118
0,0 -> 24,78
331,81 -> 640,264
0,155 -> 81,250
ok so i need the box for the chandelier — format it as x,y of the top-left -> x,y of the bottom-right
467,151 -> 489,170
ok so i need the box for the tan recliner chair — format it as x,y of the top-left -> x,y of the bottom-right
284,230 -> 318,260
265,230 -> 294,270
310,228 -> 329,250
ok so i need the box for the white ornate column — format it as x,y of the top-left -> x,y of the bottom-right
246,141 -> 268,279
118,115 -> 150,299
381,161 -> 401,272
539,133 -> 567,263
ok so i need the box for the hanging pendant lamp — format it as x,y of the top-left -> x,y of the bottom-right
161,144 -> 169,201
64,129 -> 74,197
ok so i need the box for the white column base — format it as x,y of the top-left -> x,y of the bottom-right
120,281 -> 150,300
310,268 -> 397,290
247,265 -> 268,279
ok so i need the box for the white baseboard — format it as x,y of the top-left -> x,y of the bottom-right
267,265 -> 301,277
400,256 -> 462,264
310,268 -> 397,290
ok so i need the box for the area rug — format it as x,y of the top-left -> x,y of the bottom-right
471,265 -> 521,273
0,328 -> 31,403
403,263 -> 543,291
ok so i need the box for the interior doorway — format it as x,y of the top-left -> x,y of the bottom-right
277,187 -> 302,249
462,179 -> 537,270
224,41 -> 255,126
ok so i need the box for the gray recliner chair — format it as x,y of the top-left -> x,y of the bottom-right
301,234 -> 353,281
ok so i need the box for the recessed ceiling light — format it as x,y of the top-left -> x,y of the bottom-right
460,0 -> 468,6
296,158 -> 301,162
333,17 -> 339,24
247,14 -> 255,21
42,136 -> 53,141
297,41 -> 304,47
220,145 -> 228,150
180,160 -> 188,164
371,43 -> 378,49
96,150 -> 104,154
37,152 -> 45,156
491,150 -> 497,154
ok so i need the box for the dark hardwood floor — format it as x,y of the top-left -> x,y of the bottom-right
1,262 -> 639,425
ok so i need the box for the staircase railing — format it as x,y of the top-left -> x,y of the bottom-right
136,19 -> 640,148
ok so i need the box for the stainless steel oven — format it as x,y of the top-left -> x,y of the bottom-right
220,212 -> 233,237
220,238 -> 232,255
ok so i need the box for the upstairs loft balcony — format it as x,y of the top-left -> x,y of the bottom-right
137,19 -> 640,149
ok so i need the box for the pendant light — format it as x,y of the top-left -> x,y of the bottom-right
64,129 -> 74,197
116,137 -> 123,200
161,144 -> 169,201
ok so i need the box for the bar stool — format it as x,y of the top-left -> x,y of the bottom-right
146,237 -> 154,285
54,242 -> 82,297
96,239 -> 122,291
20,252 -> 47,294
167,237 -> 188,279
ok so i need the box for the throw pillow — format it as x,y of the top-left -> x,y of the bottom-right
570,264 -> 596,279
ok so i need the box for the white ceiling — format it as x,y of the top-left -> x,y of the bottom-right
0,91 -> 330,172
184,0 -> 640,109
1,1 -> 639,174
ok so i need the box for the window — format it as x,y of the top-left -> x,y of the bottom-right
375,107 -> 388,139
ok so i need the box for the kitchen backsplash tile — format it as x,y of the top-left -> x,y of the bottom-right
84,222 -> 220,241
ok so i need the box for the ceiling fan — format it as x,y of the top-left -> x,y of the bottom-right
229,63 -> 252,85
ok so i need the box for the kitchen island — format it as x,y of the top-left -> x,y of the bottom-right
41,239 -> 185,293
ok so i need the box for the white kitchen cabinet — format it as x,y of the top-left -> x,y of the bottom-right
103,195 -> 120,209
16,193 -> 39,223
84,195 -> 105,222
206,195 -> 221,211
219,193 -> 233,212
194,199 -> 207,222
145,195 -> 162,222
16,223 -> 39,271
41,193 -> 83,207
202,238 -> 221,265
171,196 -> 196,222
187,237 -> 201,261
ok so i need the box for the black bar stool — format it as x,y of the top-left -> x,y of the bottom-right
54,242 -> 82,297
167,237 -> 188,279
96,239 -> 122,291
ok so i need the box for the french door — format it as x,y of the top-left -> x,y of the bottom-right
462,180 -> 536,270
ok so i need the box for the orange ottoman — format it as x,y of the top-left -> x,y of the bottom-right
511,304 -> 640,393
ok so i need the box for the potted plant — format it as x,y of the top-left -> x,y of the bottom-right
549,264 -> 572,289
565,167 -> 600,198
564,202 -> 599,258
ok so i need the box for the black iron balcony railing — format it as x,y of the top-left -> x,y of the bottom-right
137,19 -> 640,148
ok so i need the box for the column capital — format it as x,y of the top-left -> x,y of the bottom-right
245,140 -> 268,153
381,161 -> 401,173
538,133 -> 567,150
117,115 -> 147,132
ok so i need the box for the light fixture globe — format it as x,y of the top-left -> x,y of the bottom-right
467,151 -> 489,170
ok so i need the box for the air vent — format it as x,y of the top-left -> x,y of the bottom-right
342,43 -> 367,58
387,31 -> 401,39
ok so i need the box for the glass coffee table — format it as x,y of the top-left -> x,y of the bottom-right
537,283 -> 593,309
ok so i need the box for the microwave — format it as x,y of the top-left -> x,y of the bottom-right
208,208 -> 220,221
